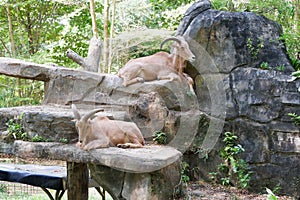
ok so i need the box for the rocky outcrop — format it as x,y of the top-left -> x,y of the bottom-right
178,0 -> 300,197
12,140 -> 182,200
0,1 -> 299,197
0,57 -> 203,199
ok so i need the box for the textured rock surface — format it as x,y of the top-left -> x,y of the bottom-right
1,1 -> 299,197
12,140 -> 182,200
90,161 -> 181,200
178,0 -> 300,197
0,57 -> 201,146
0,57 -> 200,199
13,140 -> 182,173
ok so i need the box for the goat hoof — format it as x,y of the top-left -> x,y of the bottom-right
136,77 -> 144,83
117,144 -> 130,148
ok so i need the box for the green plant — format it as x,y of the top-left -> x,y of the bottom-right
291,70 -> 300,79
260,62 -> 270,70
209,132 -> 251,189
181,161 -> 190,183
31,135 -> 47,142
59,138 -> 69,144
275,64 -> 285,71
291,59 -> 300,71
0,184 -> 7,193
5,115 -> 29,142
266,187 -> 278,200
152,131 -> 167,144
288,113 -> 300,126
247,37 -> 264,60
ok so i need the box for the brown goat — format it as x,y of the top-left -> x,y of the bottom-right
118,36 -> 195,94
72,104 -> 145,150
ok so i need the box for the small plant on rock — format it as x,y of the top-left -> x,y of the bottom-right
288,113 -> 300,126
266,187 -> 278,200
181,161 -> 190,184
247,37 -> 264,60
260,62 -> 270,70
152,131 -> 167,144
31,135 -> 47,142
275,64 -> 285,71
5,115 -> 29,142
210,131 -> 251,189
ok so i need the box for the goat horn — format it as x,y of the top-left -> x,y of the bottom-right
81,108 -> 105,122
160,36 -> 182,50
72,104 -> 81,120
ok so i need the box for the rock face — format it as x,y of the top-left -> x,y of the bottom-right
0,1 -> 299,197
0,57 -> 202,199
0,57 -> 201,148
178,0 -> 300,197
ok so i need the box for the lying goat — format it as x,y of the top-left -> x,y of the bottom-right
118,62 -> 182,86
72,104 -> 145,150
118,36 -> 196,93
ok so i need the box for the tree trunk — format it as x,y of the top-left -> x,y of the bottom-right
88,0 -> 101,72
102,0 -> 110,73
90,0 -> 99,38
6,5 -> 16,57
85,37 -> 101,72
25,11 -> 35,55
108,0 -> 116,74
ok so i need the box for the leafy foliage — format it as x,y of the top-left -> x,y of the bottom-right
152,131 -> 167,144
0,76 -> 44,108
209,132 -> 251,189
181,161 -> 190,183
5,116 -> 29,142
266,187 -> 278,200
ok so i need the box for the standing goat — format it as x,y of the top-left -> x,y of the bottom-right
72,104 -> 145,150
118,36 -> 196,93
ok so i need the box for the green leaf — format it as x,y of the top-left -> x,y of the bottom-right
266,188 -> 278,200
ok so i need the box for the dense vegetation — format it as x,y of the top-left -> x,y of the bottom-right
0,0 -> 299,107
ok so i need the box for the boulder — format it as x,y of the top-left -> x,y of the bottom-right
178,0 -> 300,197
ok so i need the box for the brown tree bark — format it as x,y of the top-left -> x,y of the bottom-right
67,162 -> 89,200
25,11 -> 35,55
90,0 -> 99,38
102,0 -> 110,73
108,0 -> 116,74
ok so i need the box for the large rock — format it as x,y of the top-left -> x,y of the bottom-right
178,0 -> 300,197
0,57 -> 203,199
11,140 -> 182,200
0,57 -> 201,149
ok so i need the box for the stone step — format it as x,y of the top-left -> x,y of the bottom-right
0,105 -> 129,143
13,140 -> 182,173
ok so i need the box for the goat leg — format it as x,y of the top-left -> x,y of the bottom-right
123,77 -> 145,86
158,73 -> 181,82
83,139 -> 110,151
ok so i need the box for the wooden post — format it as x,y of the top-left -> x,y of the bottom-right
67,162 -> 89,200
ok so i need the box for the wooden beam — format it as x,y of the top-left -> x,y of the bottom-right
67,162 -> 89,200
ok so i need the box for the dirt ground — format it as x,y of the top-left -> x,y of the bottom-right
183,181 -> 294,200
0,154 -> 295,200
